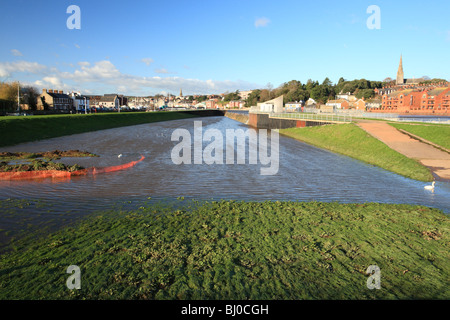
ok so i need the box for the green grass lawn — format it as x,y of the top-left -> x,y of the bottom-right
0,112 -> 197,147
389,123 -> 450,151
0,200 -> 448,300
280,123 -> 433,182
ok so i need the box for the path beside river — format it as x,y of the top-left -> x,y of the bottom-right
356,120 -> 450,181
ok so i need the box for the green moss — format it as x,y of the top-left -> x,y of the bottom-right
280,124 -> 433,182
0,200 -> 448,300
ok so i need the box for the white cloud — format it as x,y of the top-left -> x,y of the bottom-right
141,58 -> 154,66
3,59 -> 260,95
254,17 -> 270,28
35,76 -> 63,87
11,49 -> 23,57
77,61 -> 90,67
61,60 -> 121,82
0,60 -> 47,78
154,68 -> 171,74
74,44 -> 80,49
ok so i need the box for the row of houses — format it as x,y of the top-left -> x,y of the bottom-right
33,87 -> 256,112
36,89 -> 127,112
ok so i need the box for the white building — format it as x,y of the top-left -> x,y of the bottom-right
69,92 -> 90,112
285,101 -> 303,111
335,93 -> 356,101
305,98 -> 317,106
99,95 -> 119,109
239,90 -> 254,100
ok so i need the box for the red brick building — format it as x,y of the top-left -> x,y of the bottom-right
228,100 -> 244,109
376,86 -> 450,114
350,99 -> 366,110
206,99 -> 218,109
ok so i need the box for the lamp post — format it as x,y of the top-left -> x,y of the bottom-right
17,81 -> 20,112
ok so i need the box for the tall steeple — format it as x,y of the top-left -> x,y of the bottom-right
179,88 -> 183,97
396,55 -> 404,85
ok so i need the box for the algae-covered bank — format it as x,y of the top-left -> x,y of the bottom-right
0,200 -> 448,300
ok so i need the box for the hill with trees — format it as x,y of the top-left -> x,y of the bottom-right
244,78 -> 384,107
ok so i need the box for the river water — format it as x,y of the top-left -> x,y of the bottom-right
0,116 -> 449,247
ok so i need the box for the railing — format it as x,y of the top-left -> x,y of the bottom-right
395,117 -> 450,124
270,112 -> 352,123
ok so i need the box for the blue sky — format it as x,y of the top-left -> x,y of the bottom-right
0,0 -> 449,96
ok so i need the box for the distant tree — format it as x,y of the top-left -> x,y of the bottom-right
40,96 -> 50,110
224,90 -> 240,101
21,85 -> 39,110
259,89 -> 270,102
419,78 -> 448,85
306,79 -> 318,91
357,79 -> 370,89
0,81 -> 19,103
266,83 -> 274,99
322,77 -> 333,87
355,89 -> 375,100
245,89 -> 260,107
310,85 -> 330,104
369,81 -> 383,89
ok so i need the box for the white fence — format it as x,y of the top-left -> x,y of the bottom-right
270,112 -> 352,123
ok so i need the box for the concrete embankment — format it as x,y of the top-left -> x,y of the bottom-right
224,111 -> 249,124
247,112 -> 332,129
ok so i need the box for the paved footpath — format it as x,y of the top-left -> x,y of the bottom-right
356,120 -> 450,181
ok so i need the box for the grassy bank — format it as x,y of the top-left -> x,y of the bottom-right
280,124 -> 433,182
0,112 -> 197,147
389,123 -> 450,151
0,200 -> 448,299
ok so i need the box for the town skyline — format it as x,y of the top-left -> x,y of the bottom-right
0,0 -> 449,96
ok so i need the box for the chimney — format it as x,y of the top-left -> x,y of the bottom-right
42,88 -> 47,93
49,89 -> 53,93
59,90 -> 63,94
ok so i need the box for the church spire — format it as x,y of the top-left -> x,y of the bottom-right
179,88 -> 183,97
396,54 -> 404,85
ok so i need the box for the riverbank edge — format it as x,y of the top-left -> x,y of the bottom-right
0,111 -> 221,148
224,111 -> 249,124
279,123 -> 434,182
0,199 -> 448,299
388,122 -> 450,152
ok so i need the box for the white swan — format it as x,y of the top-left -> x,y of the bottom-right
424,181 -> 435,191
